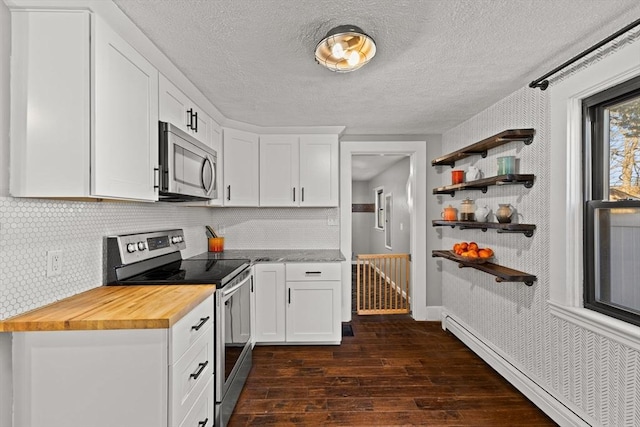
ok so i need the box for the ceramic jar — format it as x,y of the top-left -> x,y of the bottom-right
451,170 -> 464,184
460,198 -> 476,221
474,205 -> 490,222
496,203 -> 513,223
441,205 -> 458,221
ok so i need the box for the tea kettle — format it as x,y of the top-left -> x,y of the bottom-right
474,205 -> 490,222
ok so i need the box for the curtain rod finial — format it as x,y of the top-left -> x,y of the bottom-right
529,80 -> 549,91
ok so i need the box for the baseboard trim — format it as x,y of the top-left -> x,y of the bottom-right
442,312 -> 592,427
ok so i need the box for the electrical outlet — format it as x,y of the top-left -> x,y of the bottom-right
327,217 -> 339,226
47,250 -> 63,277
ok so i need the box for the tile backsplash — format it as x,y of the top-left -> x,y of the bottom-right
0,196 -> 339,319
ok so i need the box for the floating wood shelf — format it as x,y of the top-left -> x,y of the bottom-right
433,174 -> 535,196
431,128 -> 535,167
432,220 -> 536,237
432,250 -> 536,286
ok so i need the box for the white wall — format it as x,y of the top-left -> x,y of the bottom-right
440,75 -> 640,426
351,181 -> 372,258
367,157 -> 410,254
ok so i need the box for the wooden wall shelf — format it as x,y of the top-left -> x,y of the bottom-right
432,220 -> 536,237
431,128 -> 535,167
433,174 -> 535,196
432,250 -> 536,286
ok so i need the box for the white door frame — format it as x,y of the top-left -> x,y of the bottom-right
340,140 -> 428,321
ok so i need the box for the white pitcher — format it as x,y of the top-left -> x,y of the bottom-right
475,205 -> 490,222
466,166 -> 481,181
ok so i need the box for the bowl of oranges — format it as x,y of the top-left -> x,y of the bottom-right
450,242 -> 494,263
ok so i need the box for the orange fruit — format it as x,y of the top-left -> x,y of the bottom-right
459,242 -> 468,250
468,242 -> 479,251
453,243 -> 460,252
478,249 -> 492,258
466,250 -> 479,258
484,248 -> 494,257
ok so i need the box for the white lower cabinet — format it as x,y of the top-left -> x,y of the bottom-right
11,296 -> 214,427
253,263 -> 286,342
253,263 -> 341,344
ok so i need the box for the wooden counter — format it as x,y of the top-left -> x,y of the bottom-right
0,285 -> 216,332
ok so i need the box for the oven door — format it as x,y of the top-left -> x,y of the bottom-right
216,271 -> 252,402
160,122 -> 217,201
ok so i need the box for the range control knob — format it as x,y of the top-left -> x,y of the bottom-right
126,243 -> 137,253
137,241 -> 146,251
171,236 -> 182,244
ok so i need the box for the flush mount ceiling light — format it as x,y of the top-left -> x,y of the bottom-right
314,25 -> 376,73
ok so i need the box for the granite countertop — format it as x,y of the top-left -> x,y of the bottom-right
189,249 -> 346,263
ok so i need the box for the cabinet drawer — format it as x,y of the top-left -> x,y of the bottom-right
170,325 -> 213,426
178,377 -> 214,427
285,263 -> 341,281
170,295 -> 214,363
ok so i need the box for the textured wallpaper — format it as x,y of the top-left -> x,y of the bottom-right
440,82 -> 640,425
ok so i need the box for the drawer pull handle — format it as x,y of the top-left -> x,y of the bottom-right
191,316 -> 210,331
190,361 -> 209,380
305,271 -> 322,275
198,418 -> 209,427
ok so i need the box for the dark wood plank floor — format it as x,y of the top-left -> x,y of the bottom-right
229,315 -> 558,426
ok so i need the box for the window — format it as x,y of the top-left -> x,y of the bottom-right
583,76 -> 640,327
374,187 -> 384,230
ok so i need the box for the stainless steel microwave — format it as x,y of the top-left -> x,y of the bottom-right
159,121 -> 217,201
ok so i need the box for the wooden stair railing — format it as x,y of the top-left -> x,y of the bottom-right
356,254 -> 410,315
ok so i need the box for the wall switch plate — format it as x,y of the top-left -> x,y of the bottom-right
47,250 -> 63,277
327,218 -> 339,226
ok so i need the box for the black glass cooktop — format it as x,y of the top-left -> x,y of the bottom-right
120,258 -> 249,287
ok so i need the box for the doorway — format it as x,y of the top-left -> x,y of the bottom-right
339,140 -> 428,322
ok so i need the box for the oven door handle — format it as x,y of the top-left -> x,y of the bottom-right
220,274 -> 251,298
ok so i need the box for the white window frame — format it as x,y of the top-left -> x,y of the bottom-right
549,36 -> 640,350
374,186 -> 384,230
385,193 -> 393,249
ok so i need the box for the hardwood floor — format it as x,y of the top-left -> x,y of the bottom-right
229,315 -> 558,426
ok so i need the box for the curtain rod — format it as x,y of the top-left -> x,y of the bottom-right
529,17 -> 640,91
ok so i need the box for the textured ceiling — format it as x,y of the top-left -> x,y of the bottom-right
114,0 -> 640,135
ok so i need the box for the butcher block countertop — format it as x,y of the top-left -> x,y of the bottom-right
0,285 -> 215,332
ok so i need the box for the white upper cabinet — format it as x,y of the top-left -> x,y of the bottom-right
10,11 -> 159,201
259,134 -> 339,207
259,135 -> 300,206
159,74 -> 217,150
299,135 -> 339,207
222,128 -> 259,206
92,15 -> 159,201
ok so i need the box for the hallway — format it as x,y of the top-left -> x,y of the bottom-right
229,315 -> 557,426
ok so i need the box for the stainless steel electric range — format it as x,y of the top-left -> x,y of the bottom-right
106,229 -> 252,427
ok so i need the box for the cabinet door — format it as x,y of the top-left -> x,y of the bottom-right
92,16 -> 159,201
299,135 -> 339,207
13,329 -> 168,427
222,128 -> 259,206
286,280 -> 341,343
253,264 -> 286,342
159,74 -> 192,135
159,75 -> 215,149
259,135 -> 300,206
10,11 -> 91,198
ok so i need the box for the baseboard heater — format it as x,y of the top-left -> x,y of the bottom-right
442,314 -> 591,427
